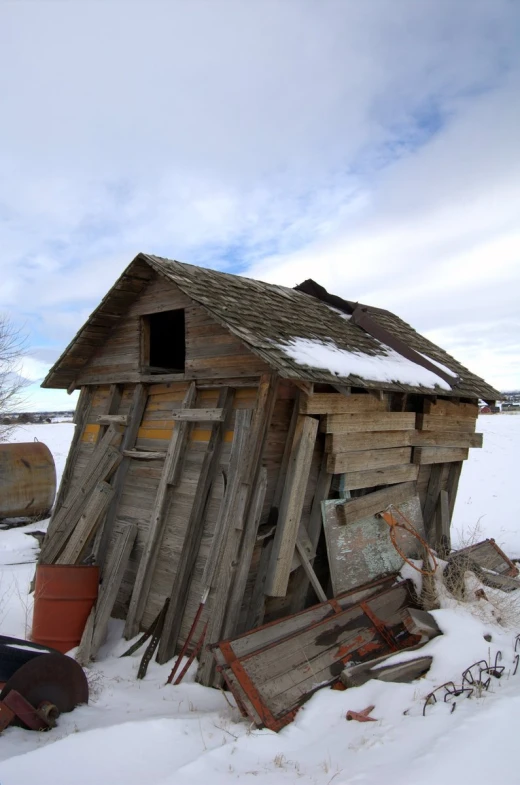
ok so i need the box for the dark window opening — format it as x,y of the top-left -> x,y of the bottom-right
142,309 -> 185,373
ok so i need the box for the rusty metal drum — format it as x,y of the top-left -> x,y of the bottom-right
0,441 -> 56,519
32,565 -> 100,654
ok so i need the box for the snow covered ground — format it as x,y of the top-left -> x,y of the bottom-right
0,415 -> 519,785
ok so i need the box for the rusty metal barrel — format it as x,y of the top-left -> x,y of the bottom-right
31,565 -> 100,654
0,442 -> 56,519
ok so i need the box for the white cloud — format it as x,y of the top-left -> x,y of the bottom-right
0,0 -> 519,402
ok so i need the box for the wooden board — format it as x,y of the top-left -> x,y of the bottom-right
323,496 -> 425,595
264,416 -> 319,597
322,412 -> 416,434
423,400 -> 478,417
338,482 -> 417,526
409,431 -> 483,448
343,463 -> 419,491
325,430 -> 413,453
450,539 -> 519,577
300,394 -> 385,415
412,446 -> 469,464
328,446 -> 411,474
212,575 -> 398,665
416,414 -> 476,433
214,581 -> 421,731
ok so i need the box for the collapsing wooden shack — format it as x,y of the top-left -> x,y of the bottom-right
39,253 -> 499,690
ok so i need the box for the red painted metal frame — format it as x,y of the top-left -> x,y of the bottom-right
214,580 -> 420,732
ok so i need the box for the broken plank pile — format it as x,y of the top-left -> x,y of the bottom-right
211,577 -> 436,731
445,539 -> 520,593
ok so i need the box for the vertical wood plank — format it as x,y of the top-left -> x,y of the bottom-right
264,416 -> 319,597
94,383 -> 148,572
223,467 -> 268,640
91,523 -> 138,658
156,387 -> 234,664
124,383 -> 196,638
196,409 -> 253,685
50,386 -> 92,526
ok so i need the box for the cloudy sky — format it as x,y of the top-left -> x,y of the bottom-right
1,0 -> 519,410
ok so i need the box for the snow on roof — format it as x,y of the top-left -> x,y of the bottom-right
279,338 -> 453,391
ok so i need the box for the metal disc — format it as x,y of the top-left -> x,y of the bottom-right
0,653 -> 89,715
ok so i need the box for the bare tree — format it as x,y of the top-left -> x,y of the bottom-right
0,314 -> 27,440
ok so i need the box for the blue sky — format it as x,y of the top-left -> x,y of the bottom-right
1,0 -> 519,410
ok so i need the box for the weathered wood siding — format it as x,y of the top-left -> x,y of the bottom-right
76,272 -> 270,385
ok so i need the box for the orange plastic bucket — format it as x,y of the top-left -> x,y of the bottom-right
32,564 -> 99,653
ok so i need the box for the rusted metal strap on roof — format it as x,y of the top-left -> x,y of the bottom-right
350,305 -> 456,386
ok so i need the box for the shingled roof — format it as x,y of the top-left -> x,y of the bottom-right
42,253 -> 499,400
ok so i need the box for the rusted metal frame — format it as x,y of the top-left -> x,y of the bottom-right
167,588 -> 209,684
213,574 -> 398,661
1,690 -> 54,731
217,641 -> 281,730
172,623 -> 208,685
359,601 -> 400,652
350,307 -> 455,386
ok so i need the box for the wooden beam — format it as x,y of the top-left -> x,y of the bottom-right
423,400 -> 478,417
325,430 -> 412,452
416,414 -> 476,433
40,444 -> 122,564
343,463 -> 419,491
56,481 -> 114,564
437,489 -> 451,554
97,414 -> 128,425
446,461 -> 463,521
156,387 -> 234,664
412,446 -> 469,465
124,383 -> 197,638
322,412 -> 415,434
52,386 -> 92,514
264,416 -> 319,597
196,409 -> 253,686
299,393 -> 385,415
170,408 -> 224,422
122,450 -> 166,460
409,431 -> 482,448
77,522 -> 138,665
94,383 -> 149,572
339,481 -> 417,526
294,539 -> 327,603
222,467 -> 268,640
328,446 -> 412,474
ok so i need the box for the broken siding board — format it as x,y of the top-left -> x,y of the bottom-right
343,463 -> 419,491
323,496 -> 425,595
264,416 -> 319,597
328,446 -> 412,474
409,431 -> 483,448
412,446 -> 469,464
300,393 -> 386,415
322,412 -> 416,434
416,414 -> 477,433
339,482 -> 417,525
325,430 -> 413,452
